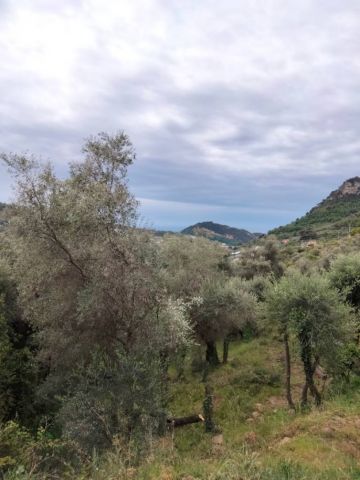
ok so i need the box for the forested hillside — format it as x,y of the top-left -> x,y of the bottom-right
270,178 -> 360,240
2,134 -> 360,480
181,221 -> 260,245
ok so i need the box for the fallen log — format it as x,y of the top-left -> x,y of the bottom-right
167,414 -> 205,428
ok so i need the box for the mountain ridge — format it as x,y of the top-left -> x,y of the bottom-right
181,221 -> 261,245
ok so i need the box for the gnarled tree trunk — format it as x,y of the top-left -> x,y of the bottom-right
300,334 -> 321,406
301,356 -> 321,407
206,341 -> 220,366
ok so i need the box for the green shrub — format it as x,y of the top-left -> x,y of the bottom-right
0,421 -> 83,478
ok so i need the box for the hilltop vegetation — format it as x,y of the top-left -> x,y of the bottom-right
270,178 -> 360,240
2,133 -> 360,480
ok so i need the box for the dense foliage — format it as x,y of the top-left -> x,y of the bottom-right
1,132 -> 360,479
266,271 -> 352,406
270,196 -> 360,239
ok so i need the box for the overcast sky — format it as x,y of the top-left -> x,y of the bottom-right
1,0 -> 360,232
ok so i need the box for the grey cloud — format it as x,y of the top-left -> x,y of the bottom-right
1,0 -> 360,231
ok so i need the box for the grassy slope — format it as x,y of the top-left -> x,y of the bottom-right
142,341 -> 360,479
91,337 -> 360,480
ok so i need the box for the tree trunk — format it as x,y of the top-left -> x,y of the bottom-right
283,331 -> 295,410
223,336 -> 230,364
206,341 -> 220,366
301,357 -> 320,407
300,336 -> 321,406
301,382 -> 308,407
203,384 -> 216,433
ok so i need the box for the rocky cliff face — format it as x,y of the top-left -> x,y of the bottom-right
327,177 -> 360,201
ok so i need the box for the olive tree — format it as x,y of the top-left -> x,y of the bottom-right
159,235 -> 226,370
190,276 -> 257,366
231,236 -> 284,280
159,237 -> 258,366
328,254 -> 360,379
266,271 -> 352,407
159,234 -> 226,299
1,132 -> 191,451
329,254 -> 360,337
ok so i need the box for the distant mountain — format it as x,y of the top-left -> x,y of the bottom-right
181,221 -> 261,245
270,177 -> 360,239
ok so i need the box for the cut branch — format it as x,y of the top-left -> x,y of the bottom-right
167,414 -> 205,428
